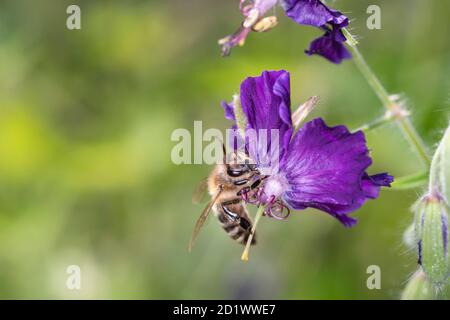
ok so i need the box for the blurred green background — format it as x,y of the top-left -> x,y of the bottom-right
0,0 -> 449,299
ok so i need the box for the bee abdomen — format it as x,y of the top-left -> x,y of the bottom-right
217,212 -> 256,246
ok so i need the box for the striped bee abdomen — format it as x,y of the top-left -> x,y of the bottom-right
214,201 -> 256,245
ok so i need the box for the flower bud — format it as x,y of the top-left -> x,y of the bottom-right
429,124 -> 450,202
401,269 -> 434,300
414,194 -> 449,286
440,126 -> 450,204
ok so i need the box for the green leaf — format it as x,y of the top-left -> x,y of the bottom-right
391,171 -> 428,190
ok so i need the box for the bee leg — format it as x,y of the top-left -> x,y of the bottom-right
239,217 -> 252,231
236,175 -> 265,197
250,178 -> 261,189
249,175 -> 268,190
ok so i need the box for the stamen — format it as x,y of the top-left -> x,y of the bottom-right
251,16 -> 278,32
240,189 -> 249,202
251,187 -> 266,204
268,201 -> 291,220
263,196 -> 291,220
243,8 -> 260,28
218,27 -> 251,57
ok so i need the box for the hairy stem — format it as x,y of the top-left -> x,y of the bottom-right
343,28 -> 431,166
241,205 -> 265,261
354,112 -> 393,132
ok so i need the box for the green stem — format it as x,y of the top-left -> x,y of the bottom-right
241,205 -> 265,261
354,112 -> 393,133
343,29 -> 431,166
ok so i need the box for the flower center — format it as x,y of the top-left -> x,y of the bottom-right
263,174 -> 288,201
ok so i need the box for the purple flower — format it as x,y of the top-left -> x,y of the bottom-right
223,70 -> 393,226
281,0 -> 351,63
219,0 -> 278,56
281,0 -> 348,29
222,100 -> 236,121
305,26 -> 351,64
220,0 -> 351,63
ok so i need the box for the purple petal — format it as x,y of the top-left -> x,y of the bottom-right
240,70 -> 294,166
361,173 -> 394,199
221,100 -> 236,121
281,118 -> 390,227
305,28 -> 352,64
281,0 -> 348,29
240,70 -> 293,137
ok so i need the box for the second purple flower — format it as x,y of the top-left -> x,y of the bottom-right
220,0 -> 352,64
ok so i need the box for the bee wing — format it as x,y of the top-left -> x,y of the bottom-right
188,189 -> 222,252
192,177 -> 208,204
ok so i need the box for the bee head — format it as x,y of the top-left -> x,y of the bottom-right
225,151 -> 259,176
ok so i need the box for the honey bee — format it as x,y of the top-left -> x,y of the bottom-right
189,147 -> 265,251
